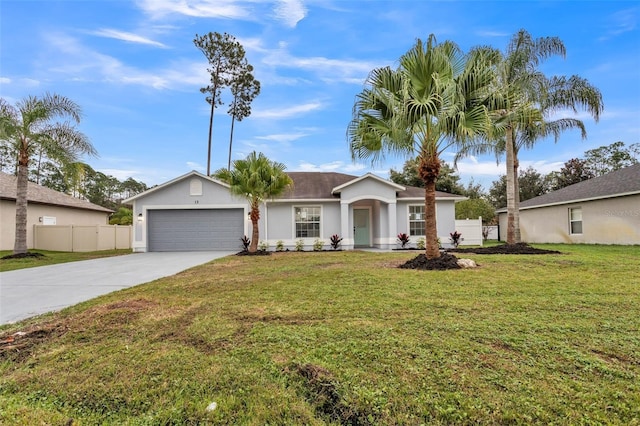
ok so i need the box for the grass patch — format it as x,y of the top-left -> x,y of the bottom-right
1,244 -> 639,424
0,249 -> 132,272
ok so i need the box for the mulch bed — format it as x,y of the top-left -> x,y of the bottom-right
449,243 -> 561,255
236,250 -> 271,256
1,252 -> 46,260
398,253 -> 461,270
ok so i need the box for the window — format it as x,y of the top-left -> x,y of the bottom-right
409,205 -> 425,236
295,206 -> 320,238
569,207 -> 582,234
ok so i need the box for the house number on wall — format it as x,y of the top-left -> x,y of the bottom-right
195,200 -> 199,204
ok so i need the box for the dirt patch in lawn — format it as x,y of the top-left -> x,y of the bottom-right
0,322 -> 69,362
398,253 -> 462,270
1,252 -> 46,260
450,243 -> 561,255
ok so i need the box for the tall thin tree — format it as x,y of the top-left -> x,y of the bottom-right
227,64 -> 261,170
194,32 -> 247,176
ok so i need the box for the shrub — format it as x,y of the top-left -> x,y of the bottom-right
416,237 -> 426,250
397,233 -> 410,248
449,231 -> 463,248
275,240 -> 285,252
295,239 -> 304,252
259,240 -> 269,252
330,234 -> 343,250
313,239 -> 324,251
240,235 -> 250,252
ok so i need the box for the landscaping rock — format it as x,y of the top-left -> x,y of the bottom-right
457,258 -> 477,268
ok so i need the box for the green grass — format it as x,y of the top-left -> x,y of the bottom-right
1,244 -> 639,425
0,249 -> 132,272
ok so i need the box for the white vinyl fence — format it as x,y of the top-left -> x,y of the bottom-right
454,218 -> 483,246
33,225 -> 132,252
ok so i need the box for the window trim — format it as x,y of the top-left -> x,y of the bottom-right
293,205 -> 322,239
569,207 -> 583,235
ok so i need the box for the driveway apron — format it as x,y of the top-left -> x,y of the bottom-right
0,251 -> 234,325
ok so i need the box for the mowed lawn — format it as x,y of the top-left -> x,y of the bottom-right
1,245 -> 638,425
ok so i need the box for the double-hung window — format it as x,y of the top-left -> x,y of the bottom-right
295,206 -> 320,238
569,207 -> 582,234
409,205 -> 425,236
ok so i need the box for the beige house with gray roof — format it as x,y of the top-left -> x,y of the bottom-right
0,172 -> 113,250
497,164 -> 640,245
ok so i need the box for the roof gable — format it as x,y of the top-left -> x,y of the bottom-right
331,172 -> 405,194
0,172 -> 112,213
517,163 -> 640,210
123,170 -> 229,203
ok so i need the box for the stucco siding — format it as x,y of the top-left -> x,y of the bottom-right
339,179 -> 397,202
1,200 -> 109,250
499,194 -> 640,244
395,200 -> 457,247
264,201 -> 341,249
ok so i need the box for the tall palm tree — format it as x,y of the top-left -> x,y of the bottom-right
459,30 -> 603,244
214,151 -> 292,253
0,93 -> 96,255
348,36 -> 494,259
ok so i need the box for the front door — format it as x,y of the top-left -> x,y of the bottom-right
354,209 -> 370,247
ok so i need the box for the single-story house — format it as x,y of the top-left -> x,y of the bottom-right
0,172 -> 113,250
123,170 -> 466,252
497,164 -> 640,245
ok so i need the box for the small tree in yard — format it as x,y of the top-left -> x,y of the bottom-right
0,93 -> 96,256
215,152 -> 292,253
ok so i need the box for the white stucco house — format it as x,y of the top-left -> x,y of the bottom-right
497,163 -> 640,245
123,170 -> 465,252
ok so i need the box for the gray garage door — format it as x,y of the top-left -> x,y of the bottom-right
148,209 -> 244,251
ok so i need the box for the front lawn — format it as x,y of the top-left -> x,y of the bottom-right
0,249 -> 132,272
1,245 -> 638,424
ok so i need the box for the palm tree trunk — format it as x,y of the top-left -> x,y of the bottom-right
419,153 -> 441,259
424,179 -> 440,259
14,148 -> 29,254
249,202 -> 260,253
505,127 -> 519,244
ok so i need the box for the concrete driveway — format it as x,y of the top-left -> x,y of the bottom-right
0,251 -> 234,325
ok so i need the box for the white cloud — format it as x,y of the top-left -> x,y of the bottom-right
136,0 -> 307,27
90,29 -> 168,48
273,0 -> 307,28
599,7 -> 638,40
135,0 -> 252,20
252,101 -> 324,119
292,160 -> 367,174
255,133 -> 309,143
44,33 -> 208,90
262,42 -> 384,84
0,77 -> 11,84
475,30 -> 509,37
186,161 -> 205,172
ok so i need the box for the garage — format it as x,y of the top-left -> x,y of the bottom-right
147,209 -> 244,251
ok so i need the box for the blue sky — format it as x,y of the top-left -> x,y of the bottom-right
1,0 -> 638,189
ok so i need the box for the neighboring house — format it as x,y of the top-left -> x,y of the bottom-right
0,172 -> 113,250
497,164 -> 640,245
123,170 -> 465,252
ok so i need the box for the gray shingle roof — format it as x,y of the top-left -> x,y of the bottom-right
517,163 -> 640,210
284,172 -> 463,200
0,172 -> 113,213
